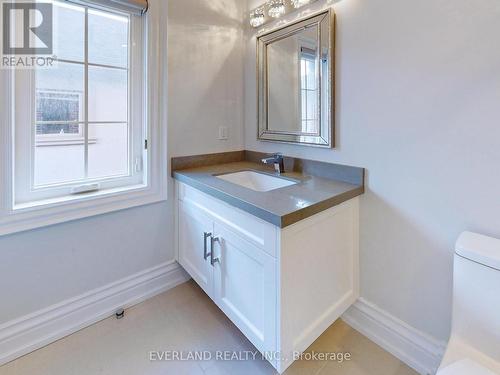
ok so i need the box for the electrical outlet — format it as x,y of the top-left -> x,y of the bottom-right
218,126 -> 228,140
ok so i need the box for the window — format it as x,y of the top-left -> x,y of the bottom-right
13,0 -> 148,204
298,43 -> 329,135
36,90 -> 82,131
0,0 -> 166,236
36,90 -> 84,144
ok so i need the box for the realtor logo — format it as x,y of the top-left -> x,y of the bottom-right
2,2 -> 53,55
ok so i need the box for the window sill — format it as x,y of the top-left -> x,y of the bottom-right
0,183 -> 167,236
14,183 -> 150,211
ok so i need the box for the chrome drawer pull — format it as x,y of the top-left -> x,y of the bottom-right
210,236 -> 220,266
203,232 -> 212,260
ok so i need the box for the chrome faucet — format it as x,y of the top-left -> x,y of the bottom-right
261,153 -> 285,174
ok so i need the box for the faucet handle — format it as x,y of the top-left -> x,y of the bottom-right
260,153 -> 285,174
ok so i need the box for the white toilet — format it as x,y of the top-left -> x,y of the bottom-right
437,231 -> 500,375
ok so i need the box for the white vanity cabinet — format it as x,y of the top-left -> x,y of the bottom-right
178,195 -> 278,355
175,181 -> 359,373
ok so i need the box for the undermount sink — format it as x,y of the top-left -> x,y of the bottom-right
215,170 -> 297,192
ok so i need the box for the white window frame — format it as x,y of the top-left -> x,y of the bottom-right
16,3 -> 145,202
0,0 -> 167,236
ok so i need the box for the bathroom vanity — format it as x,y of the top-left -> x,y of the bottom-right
173,151 -> 364,373
171,10 -> 352,372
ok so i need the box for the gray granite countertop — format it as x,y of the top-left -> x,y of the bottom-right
172,151 -> 364,228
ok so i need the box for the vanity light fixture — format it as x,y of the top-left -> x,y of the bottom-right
249,0 -> 319,28
291,0 -> 311,8
250,7 -> 265,27
267,0 -> 286,18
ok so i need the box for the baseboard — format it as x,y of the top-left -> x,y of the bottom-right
0,261 -> 190,366
342,298 -> 447,375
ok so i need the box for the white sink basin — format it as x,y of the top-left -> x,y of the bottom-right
215,170 -> 297,192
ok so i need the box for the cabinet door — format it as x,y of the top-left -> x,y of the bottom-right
212,222 -> 277,354
178,200 -> 214,298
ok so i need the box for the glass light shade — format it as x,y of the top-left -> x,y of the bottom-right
267,0 -> 285,18
250,7 -> 265,27
291,0 -> 311,8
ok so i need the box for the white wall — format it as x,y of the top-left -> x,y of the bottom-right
0,203 -> 171,323
0,0 -> 246,326
245,0 -> 500,342
167,0 -> 245,157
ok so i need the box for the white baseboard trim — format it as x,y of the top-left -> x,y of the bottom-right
0,261 -> 190,366
342,298 -> 447,375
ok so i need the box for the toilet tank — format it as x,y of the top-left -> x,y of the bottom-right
451,232 -> 500,361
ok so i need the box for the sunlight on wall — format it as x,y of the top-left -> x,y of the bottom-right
204,0 -> 240,22
167,0 -> 245,156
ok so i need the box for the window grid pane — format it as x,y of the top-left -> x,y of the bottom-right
52,1 -> 85,62
88,65 -> 128,122
88,123 -> 129,179
88,8 -> 129,68
33,2 -> 130,187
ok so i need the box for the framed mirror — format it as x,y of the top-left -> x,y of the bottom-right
257,10 -> 334,148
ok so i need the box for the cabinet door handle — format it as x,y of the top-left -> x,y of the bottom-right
210,236 -> 220,266
203,232 -> 212,260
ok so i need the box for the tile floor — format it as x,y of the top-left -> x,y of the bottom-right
0,280 -> 418,375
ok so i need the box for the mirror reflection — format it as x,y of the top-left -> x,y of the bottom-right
268,25 -> 319,134
257,10 -> 333,147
